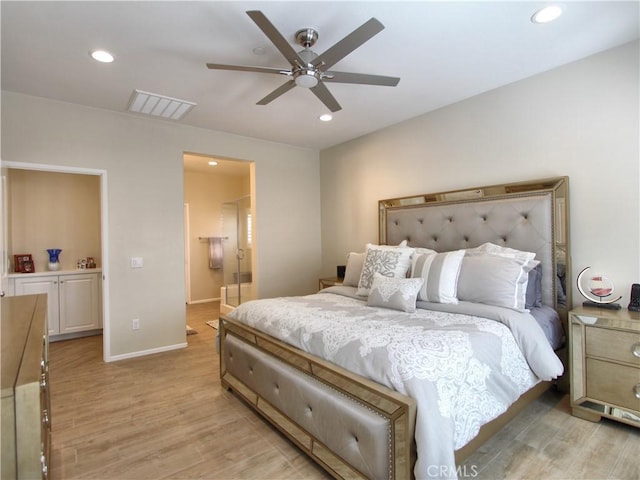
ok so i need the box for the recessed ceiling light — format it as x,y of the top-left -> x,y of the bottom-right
208,161 -> 218,166
90,49 -> 115,63
531,5 -> 563,24
319,114 -> 333,122
252,47 -> 266,55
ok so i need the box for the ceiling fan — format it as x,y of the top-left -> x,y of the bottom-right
206,10 -> 400,113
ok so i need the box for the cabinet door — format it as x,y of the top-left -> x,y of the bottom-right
59,274 -> 99,333
14,277 -> 60,335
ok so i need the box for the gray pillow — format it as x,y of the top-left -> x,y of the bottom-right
457,254 -> 537,312
367,273 -> 423,313
525,264 -> 543,308
342,252 -> 365,287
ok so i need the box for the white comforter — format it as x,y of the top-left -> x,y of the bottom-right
227,288 -> 563,479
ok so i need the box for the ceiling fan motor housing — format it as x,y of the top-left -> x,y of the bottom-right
294,48 -> 321,88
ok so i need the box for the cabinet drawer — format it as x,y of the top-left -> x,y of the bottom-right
585,328 -> 640,366
586,358 -> 640,412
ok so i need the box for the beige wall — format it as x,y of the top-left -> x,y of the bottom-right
320,41 -> 639,307
1,93 -> 321,359
8,169 -> 101,272
184,169 -> 249,302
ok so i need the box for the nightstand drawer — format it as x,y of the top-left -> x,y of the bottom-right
586,358 -> 640,412
586,328 -> 640,366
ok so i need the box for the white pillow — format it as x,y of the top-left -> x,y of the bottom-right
411,247 -> 438,262
342,252 -> 366,287
413,247 -> 438,256
411,250 -> 465,304
457,254 -> 539,312
367,273 -> 424,313
465,242 -> 536,266
356,244 -> 415,296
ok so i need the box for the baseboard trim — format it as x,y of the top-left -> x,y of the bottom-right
188,297 -> 220,304
106,342 -> 188,362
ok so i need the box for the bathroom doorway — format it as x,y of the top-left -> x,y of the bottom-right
183,153 -> 254,309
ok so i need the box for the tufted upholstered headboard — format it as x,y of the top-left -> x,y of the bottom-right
379,177 -> 570,317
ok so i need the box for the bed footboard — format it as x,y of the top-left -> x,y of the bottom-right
219,315 -> 417,480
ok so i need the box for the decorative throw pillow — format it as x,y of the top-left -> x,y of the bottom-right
457,254 -> 539,312
356,244 -> 415,296
411,250 -> 465,303
342,252 -> 366,287
367,273 -> 424,313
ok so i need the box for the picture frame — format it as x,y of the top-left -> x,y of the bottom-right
14,254 -> 35,273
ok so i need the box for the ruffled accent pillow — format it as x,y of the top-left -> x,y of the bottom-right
411,250 -> 465,303
367,273 -> 424,313
356,244 -> 415,296
465,242 -> 537,266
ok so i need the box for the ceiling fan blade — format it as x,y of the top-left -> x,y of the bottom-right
323,71 -> 400,87
207,63 -> 288,75
247,11 -> 306,68
256,80 -> 296,105
310,82 -> 342,112
312,18 -> 385,71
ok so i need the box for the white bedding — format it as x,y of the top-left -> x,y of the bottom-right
227,288 -> 563,479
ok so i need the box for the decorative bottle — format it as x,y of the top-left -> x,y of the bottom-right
47,249 -> 62,271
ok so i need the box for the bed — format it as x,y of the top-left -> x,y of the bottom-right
219,177 -> 571,479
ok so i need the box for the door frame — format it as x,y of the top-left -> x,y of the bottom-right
1,167 -> 8,297
3,161 -> 111,361
183,202 -> 191,304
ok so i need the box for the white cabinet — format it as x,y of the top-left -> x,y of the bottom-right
13,271 -> 101,337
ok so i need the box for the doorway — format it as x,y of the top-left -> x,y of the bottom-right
2,161 -> 110,360
182,153 -> 254,308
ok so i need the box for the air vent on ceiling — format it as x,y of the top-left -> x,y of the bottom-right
127,89 -> 196,120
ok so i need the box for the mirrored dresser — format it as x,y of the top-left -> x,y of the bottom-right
1,294 -> 51,479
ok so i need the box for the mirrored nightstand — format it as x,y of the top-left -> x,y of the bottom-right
318,277 -> 343,290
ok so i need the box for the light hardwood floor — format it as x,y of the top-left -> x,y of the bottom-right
49,302 -> 639,479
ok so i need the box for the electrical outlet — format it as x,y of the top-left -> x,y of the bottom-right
132,318 -> 140,330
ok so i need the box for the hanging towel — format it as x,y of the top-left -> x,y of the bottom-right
208,237 -> 223,269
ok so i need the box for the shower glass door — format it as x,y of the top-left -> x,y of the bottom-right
222,195 -> 252,307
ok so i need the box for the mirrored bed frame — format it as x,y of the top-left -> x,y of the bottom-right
219,177 -> 570,479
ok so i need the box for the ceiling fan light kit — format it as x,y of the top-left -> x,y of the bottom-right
206,10 -> 400,113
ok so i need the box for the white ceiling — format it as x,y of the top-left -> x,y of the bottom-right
2,1 -> 638,151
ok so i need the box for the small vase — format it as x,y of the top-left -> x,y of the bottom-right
47,249 -> 62,271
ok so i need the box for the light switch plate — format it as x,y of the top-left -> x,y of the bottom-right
131,257 -> 143,268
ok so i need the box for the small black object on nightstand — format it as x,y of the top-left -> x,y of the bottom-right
629,283 -> 640,312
